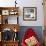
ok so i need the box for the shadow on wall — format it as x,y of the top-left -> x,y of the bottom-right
18,26 -> 43,44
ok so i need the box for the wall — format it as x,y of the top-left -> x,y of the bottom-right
0,0 -> 44,26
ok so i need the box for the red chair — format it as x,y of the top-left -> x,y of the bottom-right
21,28 -> 41,46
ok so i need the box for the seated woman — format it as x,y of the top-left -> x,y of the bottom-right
21,28 -> 41,46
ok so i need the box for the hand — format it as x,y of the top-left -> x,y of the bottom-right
25,36 -> 38,46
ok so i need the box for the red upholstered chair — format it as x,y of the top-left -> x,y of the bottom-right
21,28 -> 41,46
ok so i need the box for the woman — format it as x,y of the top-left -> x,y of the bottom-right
21,28 -> 41,46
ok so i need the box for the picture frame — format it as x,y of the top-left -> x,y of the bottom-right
23,7 -> 37,21
9,10 -> 18,15
2,10 -> 9,15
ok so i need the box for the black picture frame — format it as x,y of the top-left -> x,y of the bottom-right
23,7 -> 37,21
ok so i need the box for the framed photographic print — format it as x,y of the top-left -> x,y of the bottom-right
2,10 -> 9,15
23,7 -> 37,21
9,9 -> 18,15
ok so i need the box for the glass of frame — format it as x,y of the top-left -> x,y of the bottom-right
23,7 -> 37,21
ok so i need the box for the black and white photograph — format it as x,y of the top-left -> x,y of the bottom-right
23,7 -> 37,21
